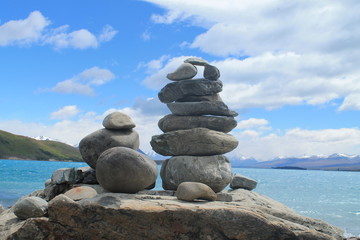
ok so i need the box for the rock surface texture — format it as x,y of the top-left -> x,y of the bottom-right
0,188 -> 344,240
151,57 -> 239,192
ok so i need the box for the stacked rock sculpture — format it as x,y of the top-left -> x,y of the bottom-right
79,112 -> 158,193
151,57 -> 239,193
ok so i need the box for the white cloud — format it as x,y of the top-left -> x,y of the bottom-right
237,118 -> 269,129
141,53 -> 360,111
230,127 -> 360,161
43,26 -> 98,49
143,1 -> 360,111
338,94 -> 360,111
51,67 -> 115,95
50,105 -> 81,120
0,11 -> 117,49
98,25 -> 118,42
0,99 -> 166,154
0,11 -> 50,46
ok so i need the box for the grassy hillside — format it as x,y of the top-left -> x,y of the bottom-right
0,130 -> 82,161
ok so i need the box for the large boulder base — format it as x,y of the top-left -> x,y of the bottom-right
167,101 -> 238,117
79,128 -> 140,169
151,128 -> 239,156
158,79 -> 223,103
160,155 -> 232,192
1,190 -> 344,240
96,147 -> 158,193
158,114 -> 237,133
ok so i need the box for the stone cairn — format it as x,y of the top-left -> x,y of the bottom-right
78,112 -> 158,193
151,57 -> 239,193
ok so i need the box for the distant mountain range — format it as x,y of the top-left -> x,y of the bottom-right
230,153 -> 360,170
0,130 -> 82,161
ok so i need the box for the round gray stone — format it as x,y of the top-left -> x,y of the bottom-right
167,63 -> 197,81
184,57 -> 208,66
167,101 -> 238,117
103,112 -> 136,130
204,64 -> 220,80
161,155 -> 232,192
176,182 -> 217,202
158,114 -> 237,133
79,128 -> 140,169
96,147 -> 158,193
158,79 -> 223,103
13,196 -> 48,220
151,128 -> 239,156
230,173 -> 258,190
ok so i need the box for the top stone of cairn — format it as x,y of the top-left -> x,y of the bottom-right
102,112 -> 136,130
184,57 -> 208,66
166,63 -> 197,81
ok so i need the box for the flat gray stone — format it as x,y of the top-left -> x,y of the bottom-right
79,128 -> 139,169
204,64 -> 220,80
12,196 -> 48,220
51,168 -> 76,184
230,173 -> 258,190
102,112 -> 136,130
96,147 -> 158,193
161,155 -> 232,192
158,79 -> 222,103
167,101 -> 238,117
158,114 -> 237,133
176,182 -> 217,202
176,93 -> 222,102
184,57 -> 208,66
151,128 -> 239,156
166,63 -> 197,81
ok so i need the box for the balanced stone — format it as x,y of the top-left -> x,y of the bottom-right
161,155 -> 232,192
230,173 -> 257,191
176,182 -> 217,202
158,114 -> 237,133
158,79 -> 222,103
184,57 -> 208,66
167,101 -> 238,117
51,168 -> 76,184
79,128 -> 140,169
96,147 -> 158,193
102,112 -> 136,130
13,196 -> 48,220
166,63 -> 197,81
176,93 -> 222,102
204,64 -> 220,80
151,128 -> 239,156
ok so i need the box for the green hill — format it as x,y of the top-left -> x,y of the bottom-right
0,130 -> 82,161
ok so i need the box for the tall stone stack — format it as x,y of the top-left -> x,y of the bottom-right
151,57 -> 239,192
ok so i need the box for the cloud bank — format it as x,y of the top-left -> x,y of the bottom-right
0,11 -> 118,49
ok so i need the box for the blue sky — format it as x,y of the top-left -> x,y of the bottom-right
1,0 -> 360,160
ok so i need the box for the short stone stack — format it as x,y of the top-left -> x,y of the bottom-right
79,112 -> 158,193
151,57 -> 239,192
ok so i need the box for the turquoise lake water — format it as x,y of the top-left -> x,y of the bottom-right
0,159 -> 359,237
